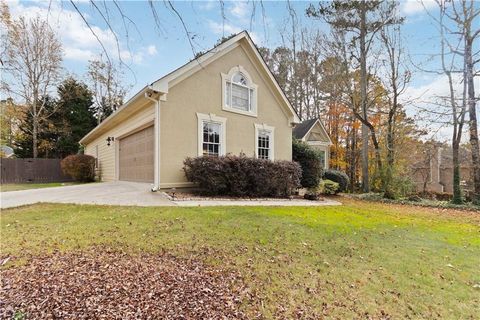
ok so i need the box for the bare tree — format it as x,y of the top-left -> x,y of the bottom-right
379,22 -> 411,197
66,0 -> 268,67
86,56 -> 127,124
420,0 -> 476,203
445,0 -> 480,204
1,13 -> 62,158
426,1 -> 468,203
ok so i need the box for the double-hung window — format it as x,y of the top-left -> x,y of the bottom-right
226,73 -> 253,112
202,122 -> 221,156
257,130 -> 271,159
197,113 -> 227,157
254,123 -> 274,160
222,67 -> 258,116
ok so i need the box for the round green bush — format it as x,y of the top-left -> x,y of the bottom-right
321,179 -> 339,195
323,169 -> 349,192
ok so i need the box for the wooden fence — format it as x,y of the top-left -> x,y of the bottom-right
0,158 -> 73,184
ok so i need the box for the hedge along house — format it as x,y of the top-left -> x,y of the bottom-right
293,118 -> 332,170
80,31 -> 301,190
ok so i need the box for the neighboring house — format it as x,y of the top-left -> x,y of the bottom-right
411,144 -> 474,194
80,31 -> 300,190
293,118 -> 332,169
0,145 -> 15,158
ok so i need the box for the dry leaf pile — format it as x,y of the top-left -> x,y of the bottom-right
1,248 -> 248,319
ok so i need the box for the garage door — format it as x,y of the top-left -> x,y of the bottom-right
119,126 -> 154,183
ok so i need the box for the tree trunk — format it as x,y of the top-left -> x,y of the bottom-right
383,117 -> 395,198
32,102 -> 38,158
346,118 -> 357,193
452,141 -> 463,203
465,34 -> 480,204
371,130 -> 383,172
32,118 -> 38,158
360,0 -> 369,192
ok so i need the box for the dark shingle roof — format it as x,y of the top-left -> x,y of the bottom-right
293,119 -> 318,139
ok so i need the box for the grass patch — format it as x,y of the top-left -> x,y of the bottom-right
1,199 -> 479,318
349,192 -> 480,211
0,182 -> 80,192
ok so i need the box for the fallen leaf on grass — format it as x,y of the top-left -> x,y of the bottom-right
1,247 -> 249,319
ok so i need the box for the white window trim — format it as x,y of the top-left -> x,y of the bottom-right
221,66 -> 258,117
254,123 -> 275,160
196,112 -> 227,156
318,149 -> 328,170
306,141 -> 329,169
307,141 -> 331,147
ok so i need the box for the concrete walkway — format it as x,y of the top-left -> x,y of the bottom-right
1,181 -> 342,209
1,181 -> 173,209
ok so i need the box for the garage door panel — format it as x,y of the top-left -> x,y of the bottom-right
119,126 -> 154,183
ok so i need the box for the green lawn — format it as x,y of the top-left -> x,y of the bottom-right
2,199 -> 479,318
0,182 -> 79,192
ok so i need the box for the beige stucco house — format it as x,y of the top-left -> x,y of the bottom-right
411,144 -> 474,194
80,31 -> 301,190
293,118 -> 332,169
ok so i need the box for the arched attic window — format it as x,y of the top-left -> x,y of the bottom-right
222,66 -> 258,116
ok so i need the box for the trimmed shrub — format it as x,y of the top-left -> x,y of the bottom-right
292,139 -> 324,188
61,154 -> 96,182
323,169 -> 350,192
434,192 -> 453,201
183,154 -> 301,197
321,179 -> 339,195
304,185 -> 321,200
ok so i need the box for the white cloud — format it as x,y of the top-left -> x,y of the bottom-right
401,0 -> 437,16
64,47 -> 95,61
403,73 -> 465,140
230,2 -> 248,19
147,45 -> 158,56
207,20 -> 261,45
6,1 -> 156,65
404,74 -> 463,105
119,45 -> 157,65
198,0 -> 216,11
208,20 -> 243,35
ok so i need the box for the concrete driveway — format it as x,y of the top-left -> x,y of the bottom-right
1,181 -> 174,209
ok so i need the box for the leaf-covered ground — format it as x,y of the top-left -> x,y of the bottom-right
1,198 -> 479,319
1,248 -> 248,319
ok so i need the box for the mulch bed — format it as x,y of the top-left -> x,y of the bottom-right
165,191 -> 322,202
1,248 -> 249,319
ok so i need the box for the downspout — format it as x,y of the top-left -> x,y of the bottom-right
145,88 -> 161,192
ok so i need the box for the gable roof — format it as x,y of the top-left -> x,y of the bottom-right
80,31 -> 300,145
293,118 -> 332,145
293,118 -> 318,140
150,31 -> 300,122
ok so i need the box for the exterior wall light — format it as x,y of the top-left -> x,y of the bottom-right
106,136 -> 115,146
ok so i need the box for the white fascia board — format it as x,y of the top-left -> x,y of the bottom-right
150,32 -> 248,96
303,119 -> 333,145
242,34 -> 301,124
79,86 -> 148,145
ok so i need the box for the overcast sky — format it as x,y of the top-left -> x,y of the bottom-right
5,0 -> 478,141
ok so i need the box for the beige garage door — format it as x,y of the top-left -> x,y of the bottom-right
119,126 -> 154,183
